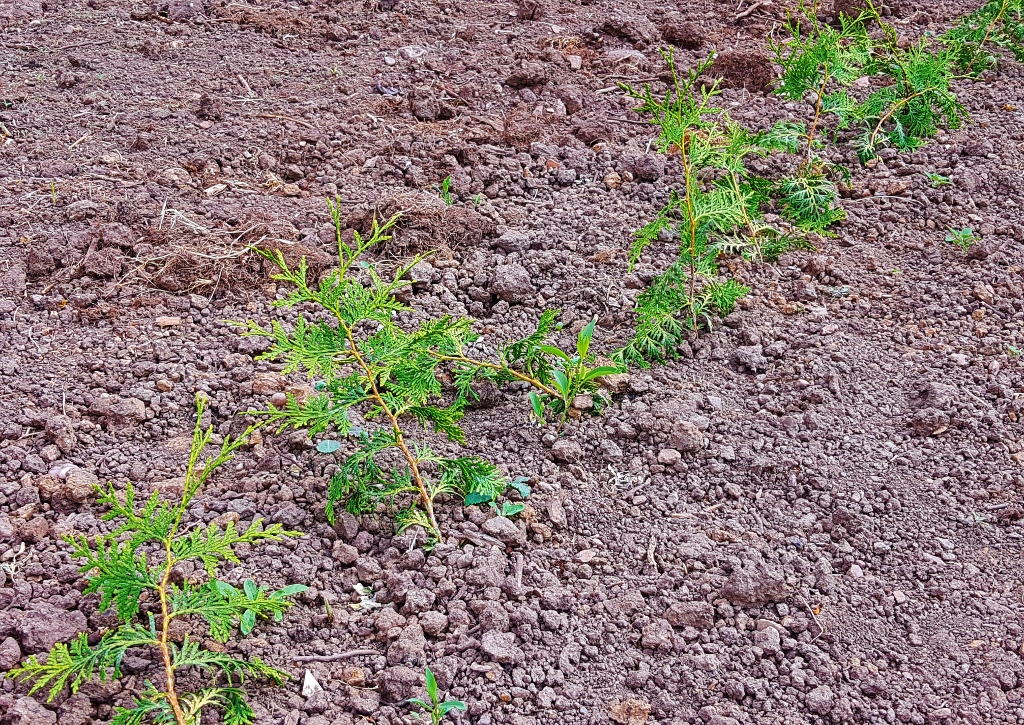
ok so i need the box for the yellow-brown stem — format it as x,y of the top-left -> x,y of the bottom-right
866,86 -> 940,152
158,548 -> 187,725
729,172 -> 762,261
966,0 -> 1008,75
429,353 -> 562,400
805,64 -> 830,158
341,326 -> 440,536
680,132 -> 699,331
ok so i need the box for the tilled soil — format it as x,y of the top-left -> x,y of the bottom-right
1,0 -> 1024,724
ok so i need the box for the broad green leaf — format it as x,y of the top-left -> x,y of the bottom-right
316,440 -> 341,454
583,366 -> 627,383
240,610 -> 256,635
501,502 -> 525,517
273,584 -> 309,599
577,319 -> 596,357
464,491 -> 494,506
213,580 -> 239,599
551,369 -> 570,397
529,392 -> 545,420
243,580 -> 258,601
425,666 -> 439,703
508,476 -> 531,498
536,344 -> 571,362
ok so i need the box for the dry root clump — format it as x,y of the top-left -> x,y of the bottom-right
345,192 -> 496,256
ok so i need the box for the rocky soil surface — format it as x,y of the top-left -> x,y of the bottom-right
1,0 -> 1024,724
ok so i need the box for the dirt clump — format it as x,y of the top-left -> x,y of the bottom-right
710,49 -> 776,91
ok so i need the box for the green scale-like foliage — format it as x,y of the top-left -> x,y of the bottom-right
942,0 -> 1024,75
9,397 -> 307,725
239,205 -> 622,545
853,33 -> 967,161
616,51 -> 826,367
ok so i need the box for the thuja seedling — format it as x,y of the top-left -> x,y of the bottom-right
410,667 -> 466,725
942,0 -> 1024,76
9,396 -> 307,725
926,171 -> 951,187
238,202 -> 621,545
854,1 -> 967,161
616,51 -> 806,366
767,3 -> 868,232
946,226 -> 978,252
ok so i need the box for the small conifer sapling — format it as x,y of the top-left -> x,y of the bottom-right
9,396 -> 307,725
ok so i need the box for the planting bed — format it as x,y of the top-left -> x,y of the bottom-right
1,0 -> 1024,724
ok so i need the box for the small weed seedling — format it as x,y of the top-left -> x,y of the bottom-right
409,667 -> 466,725
525,318 -> 621,425
482,476 -> 530,518
926,171 -> 951,187
942,0 -> 1024,75
491,500 -> 525,517
9,397 -> 307,725
472,193 -> 484,205
946,226 -> 978,252
239,203 -> 621,544
434,176 -> 454,205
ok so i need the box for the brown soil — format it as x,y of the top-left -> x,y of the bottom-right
1,1 -> 1023,725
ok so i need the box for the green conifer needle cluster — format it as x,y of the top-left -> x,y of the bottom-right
9,397 -> 307,725
942,0 -> 1024,75
618,0 -> 992,367
238,205 -> 622,545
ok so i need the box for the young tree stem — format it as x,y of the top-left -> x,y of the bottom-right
158,546 -> 187,725
964,0 -> 1009,74
805,63 -> 831,157
680,131 -> 699,330
428,353 -> 562,400
341,324 -> 440,537
866,85 -> 941,151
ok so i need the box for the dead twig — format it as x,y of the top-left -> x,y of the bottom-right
735,0 -> 771,20
68,132 -> 92,150
58,40 -> 112,52
797,594 -> 825,641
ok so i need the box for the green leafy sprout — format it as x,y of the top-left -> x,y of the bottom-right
945,226 -> 978,252
485,476 -> 531,518
236,202 -> 623,545
434,175 -> 454,205
8,396 -> 307,725
926,171 -> 951,186
409,667 -> 466,725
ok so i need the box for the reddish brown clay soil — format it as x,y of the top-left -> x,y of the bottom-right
1,1 -> 1024,725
